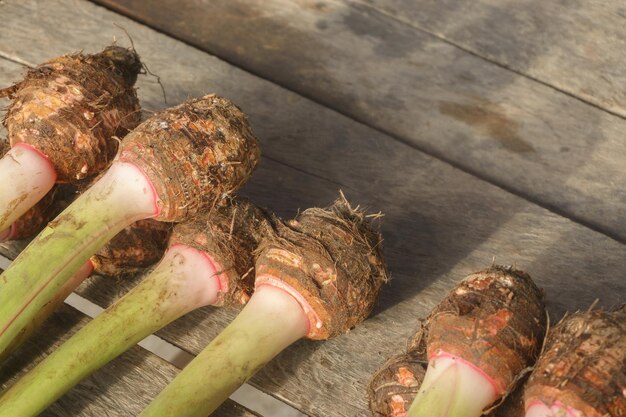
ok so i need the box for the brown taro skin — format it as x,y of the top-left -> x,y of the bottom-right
1,46 -> 142,182
168,198 -> 275,306
426,266 -> 547,396
255,194 -> 389,340
118,94 -> 261,222
9,187 -> 63,240
90,219 -> 173,278
368,350 -> 426,417
524,308 -> 626,417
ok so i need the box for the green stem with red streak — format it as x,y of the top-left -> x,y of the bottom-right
0,161 -> 157,359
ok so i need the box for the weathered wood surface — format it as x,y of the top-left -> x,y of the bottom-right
89,0 -> 626,243
0,301 -> 258,417
1,1 -> 625,416
354,0 -> 626,117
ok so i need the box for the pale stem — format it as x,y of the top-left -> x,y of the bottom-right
140,284 -> 310,417
526,402 -> 583,417
0,144 -> 57,231
0,161 -> 156,357
407,354 -> 498,417
0,261 -> 94,363
0,245 -> 221,417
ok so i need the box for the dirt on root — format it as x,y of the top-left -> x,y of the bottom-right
90,218 -> 173,278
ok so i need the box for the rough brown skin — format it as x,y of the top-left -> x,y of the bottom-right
368,350 -> 426,417
1,46 -> 142,181
255,195 -> 389,340
168,198 -> 276,306
90,219 -> 173,277
524,308 -> 626,417
118,94 -> 261,222
9,187 -> 63,240
425,266 -> 546,399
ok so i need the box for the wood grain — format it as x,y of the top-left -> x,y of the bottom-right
0,302 -> 258,417
353,0 -> 626,117
1,1 -> 626,416
87,0 -> 626,243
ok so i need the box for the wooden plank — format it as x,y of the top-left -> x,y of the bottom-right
2,2 -> 626,416
0,303 -> 259,417
352,0 -> 626,117
86,0 -> 626,243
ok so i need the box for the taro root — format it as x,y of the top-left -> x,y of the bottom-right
405,266 -> 546,417
524,308 -> 626,417
367,318 -> 527,417
0,94 -> 260,360
0,198 -> 272,417
90,219 -> 172,277
368,350 -> 427,417
0,46 -> 141,232
0,186 -> 76,242
139,194 -> 389,417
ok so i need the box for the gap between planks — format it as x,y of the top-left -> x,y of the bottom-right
81,2 -> 626,246
0,253 -> 306,417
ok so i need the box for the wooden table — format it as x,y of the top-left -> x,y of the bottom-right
1,0 -> 624,415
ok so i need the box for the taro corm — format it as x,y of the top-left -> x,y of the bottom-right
0,94 -> 260,359
139,195 -> 389,417
404,266 -> 546,417
368,348 -> 426,417
0,217 -> 173,362
0,198 -> 272,417
367,313 -> 528,417
524,307 -> 625,417
0,46 -> 142,234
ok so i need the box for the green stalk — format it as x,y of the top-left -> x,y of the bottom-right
407,355 -> 498,417
0,244 -> 220,417
0,161 -> 157,359
0,261 -> 94,363
140,284 -> 309,417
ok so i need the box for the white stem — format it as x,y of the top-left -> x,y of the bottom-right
152,244 -> 223,309
0,144 -> 57,231
526,402 -> 584,417
407,354 -> 498,417
140,284 -> 310,417
87,160 -> 158,218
